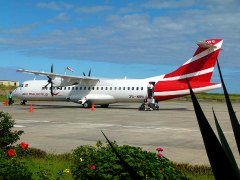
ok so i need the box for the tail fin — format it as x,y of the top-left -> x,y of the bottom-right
164,39 -> 223,82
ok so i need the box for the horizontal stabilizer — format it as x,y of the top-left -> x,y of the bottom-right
197,41 -> 217,49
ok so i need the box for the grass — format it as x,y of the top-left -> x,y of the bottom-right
175,163 -> 214,180
22,154 -> 73,180
17,152 -> 214,179
179,93 -> 240,103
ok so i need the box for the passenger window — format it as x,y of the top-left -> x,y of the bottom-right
84,87 -> 86,90
68,87 -> 70,90
114,87 -> 117,90
88,87 -> 91,90
136,87 -> 139,90
92,87 -> 94,90
64,87 -> 66,90
128,87 -> 130,90
106,87 -> 108,90
72,87 -> 74,90
76,87 -> 78,90
119,87 -> 121,90
141,87 -> 143,90
97,87 -> 99,90
101,87 -> 103,90
132,87 -> 134,90
110,87 -> 112,90
80,87 -> 82,90
123,87 -> 125,90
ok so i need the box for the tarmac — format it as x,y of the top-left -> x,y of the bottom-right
1,100 -> 240,165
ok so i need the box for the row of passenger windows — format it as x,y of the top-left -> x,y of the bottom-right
42,86 -> 144,91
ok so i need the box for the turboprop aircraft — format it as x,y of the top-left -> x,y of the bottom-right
13,38 -> 223,108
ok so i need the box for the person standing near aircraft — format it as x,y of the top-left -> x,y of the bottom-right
7,91 -> 14,106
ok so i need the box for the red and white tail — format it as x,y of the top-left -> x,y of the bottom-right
163,39 -> 223,82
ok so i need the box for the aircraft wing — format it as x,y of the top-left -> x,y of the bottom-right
17,69 -> 99,86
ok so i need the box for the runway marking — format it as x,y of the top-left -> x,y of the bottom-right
68,122 -> 200,132
67,122 -> 234,134
14,125 -> 26,128
14,119 -> 50,123
12,120 -> 234,134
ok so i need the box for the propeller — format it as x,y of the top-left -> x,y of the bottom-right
43,64 -> 55,96
83,69 -> 91,77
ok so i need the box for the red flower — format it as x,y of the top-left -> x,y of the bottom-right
7,149 -> 15,157
156,147 -> 163,152
157,153 -> 163,158
89,164 -> 96,170
20,142 -> 28,149
159,168 -> 164,173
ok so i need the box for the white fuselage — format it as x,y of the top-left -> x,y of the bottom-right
13,78 -> 151,105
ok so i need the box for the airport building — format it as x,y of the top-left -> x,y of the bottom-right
0,80 -> 19,87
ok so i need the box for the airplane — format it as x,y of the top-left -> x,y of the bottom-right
13,38 -> 223,108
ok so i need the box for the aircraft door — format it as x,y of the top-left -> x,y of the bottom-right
147,82 -> 155,99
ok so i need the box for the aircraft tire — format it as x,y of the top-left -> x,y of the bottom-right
83,101 -> 91,108
20,100 -> 27,105
101,104 -> 109,108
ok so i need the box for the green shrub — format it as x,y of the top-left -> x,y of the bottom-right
71,141 -> 186,179
0,158 -> 32,179
15,146 -> 47,158
0,111 -> 24,149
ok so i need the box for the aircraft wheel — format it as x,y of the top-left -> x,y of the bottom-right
20,100 -> 27,105
101,104 -> 109,108
83,101 -> 91,108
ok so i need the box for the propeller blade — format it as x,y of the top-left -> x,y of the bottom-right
51,64 -> 53,73
88,69 -> 91,77
44,83 -> 50,88
83,72 -> 86,76
50,84 -> 54,96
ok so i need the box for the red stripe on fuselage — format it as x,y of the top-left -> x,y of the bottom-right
154,94 -> 185,101
154,81 -> 216,92
179,72 -> 213,82
154,81 -> 217,101
164,49 -> 220,79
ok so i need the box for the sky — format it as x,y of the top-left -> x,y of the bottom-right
0,0 -> 240,93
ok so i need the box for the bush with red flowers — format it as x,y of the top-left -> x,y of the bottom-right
0,111 -> 24,149
0,143 -> 32,179
72,141 -> 186,179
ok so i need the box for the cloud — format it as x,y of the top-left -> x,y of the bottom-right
0,23 -> 39,35
47,13 -> 69,23
1,0 -> 240,68
36,1 -> 61,10
142,0 -> 195,9
75,5 -> 112,14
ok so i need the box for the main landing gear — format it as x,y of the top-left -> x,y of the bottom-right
82,101 -> 109,108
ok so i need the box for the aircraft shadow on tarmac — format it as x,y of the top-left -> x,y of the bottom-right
16,104 -> 190,111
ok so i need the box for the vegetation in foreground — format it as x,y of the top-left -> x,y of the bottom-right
0,111 -> 213,179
